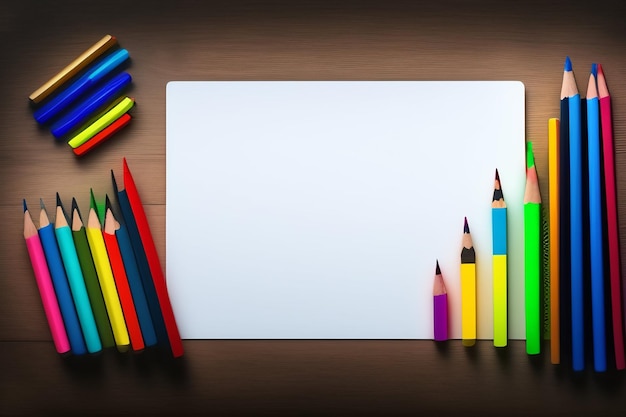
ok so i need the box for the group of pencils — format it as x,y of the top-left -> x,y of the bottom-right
551,57 -> 623,372
433,57 -> 624,374
432,158 -> 539,350
23,159 -> 183,358
29,35 -> 134,156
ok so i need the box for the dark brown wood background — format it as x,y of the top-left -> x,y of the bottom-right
2,1 -> 626,415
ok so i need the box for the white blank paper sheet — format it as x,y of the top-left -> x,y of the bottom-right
166,81 -> 526,339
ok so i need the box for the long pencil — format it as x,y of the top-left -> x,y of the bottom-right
548,118 -> 560,364
38,199 -> 87,355
564,56 -> 584,371
122,158 -> 184,357
23,200 -> 70,354
524,142 -> 541,355
597,63 -> 626,370
102,196 -> 145,351
112,170 -> 169,351
492,169 -> 507,347
433,260 -> 448,342
461,217 -> 476,347
586,65 -> 607,372
108,194 -> 157,348
71,198 -> 115,348
559,59 -> 572,367
54,194 -> 102,354
85,191 -> 130,351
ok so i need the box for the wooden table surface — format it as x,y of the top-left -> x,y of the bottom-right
2,1 -> 626,415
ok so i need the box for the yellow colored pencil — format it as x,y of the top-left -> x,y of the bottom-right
492,169 -> 507,347
548,118 -> 560,364
85,199 -> 130,351
67,97 -> 135,149
461,217 -> 476,347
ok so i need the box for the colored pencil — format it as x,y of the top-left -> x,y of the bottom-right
548,117 -> 560,364
461,217 -> 476,347
23,200 -> 70,354
112,170 -> 170,351
29,34 -> 118,104
108,194 -> 157,348
587,65 -> 606,372
433,260 -> 448,342
71,198 -> 115,349
38,199 -> 87,355
102,196 -> 145,351
122,158 -> 184,357
492,169 -> 507,347
73,113 -> 132,157
597,63 -> 626,370
524,142 -> 541,355
54,194 -> 102,354
563,56 -> 584,371
559,59 -> 572,368
85,192 -> 130,351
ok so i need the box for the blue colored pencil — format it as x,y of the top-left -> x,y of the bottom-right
587,64 -> 606,372
38,200 -> 87,355
563,56 -> 584,371
108,195 -> 157,347
54,193 -> 102,354
112,170 -> 169,350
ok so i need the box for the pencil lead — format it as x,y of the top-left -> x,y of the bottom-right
57,193 -> 69,222
527,142 -> 535,169
436,260 -> 441,275
23,199 -> 28,212
111,169 -> 119,194
464,217 -> 470,233
495,168 -> 500,182
591,63 -> 597,77
564,56 -> 572,72
597,63 -> 604,77
56,192 -> 62,207
105,194 -> 113,212
40,198 -> 46,211
90,188 -> 97,210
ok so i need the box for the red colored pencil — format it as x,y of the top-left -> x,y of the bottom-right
102,196 -> 145,352
121,158 -> 183,357
597,64 -> 625,370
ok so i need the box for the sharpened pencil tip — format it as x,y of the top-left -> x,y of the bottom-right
105,194 -> 112,211
597,63 -> 604,77
56,192 -> 61,206
527,142 -> 535,168
40,198 -> 45,210
495,168 -> 500,181
464,217 -> 469,233
89,188 -> 96,210
591,63 -> 597,76
565,56 -> 572,71
435,260 -> 441,275
23,199 -> 27,212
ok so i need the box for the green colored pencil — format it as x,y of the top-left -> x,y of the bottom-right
524,142 -> 542,355
70,198 -> 115,348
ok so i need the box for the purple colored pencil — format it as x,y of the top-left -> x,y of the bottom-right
433,260 -> 448,341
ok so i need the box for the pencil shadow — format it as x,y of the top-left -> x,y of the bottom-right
132,346 -> 190,385
434,340 -> 450,357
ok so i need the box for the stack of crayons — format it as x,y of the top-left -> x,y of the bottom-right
22,158 -> 183,358
548,57 -> 624,372
28,35 -> 135,156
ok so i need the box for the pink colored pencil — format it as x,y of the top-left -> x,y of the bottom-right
23,200 -> 70,354
597,64 -> 625,370
433,260 -> 448,341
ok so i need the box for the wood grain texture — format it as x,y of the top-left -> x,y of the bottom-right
2,0 -> 626,415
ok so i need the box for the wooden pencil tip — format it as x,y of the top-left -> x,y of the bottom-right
564,56 -> 572,71
464,217 -> 469,233
435,260 -> 441,275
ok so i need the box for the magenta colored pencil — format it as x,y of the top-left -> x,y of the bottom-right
23,200 -> 70,354
597,64 -> 625,370
433,260 -> 448,341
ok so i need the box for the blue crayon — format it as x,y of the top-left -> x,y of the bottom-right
50,72 -> 132,139
34,49 -> 130,124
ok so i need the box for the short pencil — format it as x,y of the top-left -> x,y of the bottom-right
460,217 -> 476,347
492,169 -> 507,347
433,260 -> 448,342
